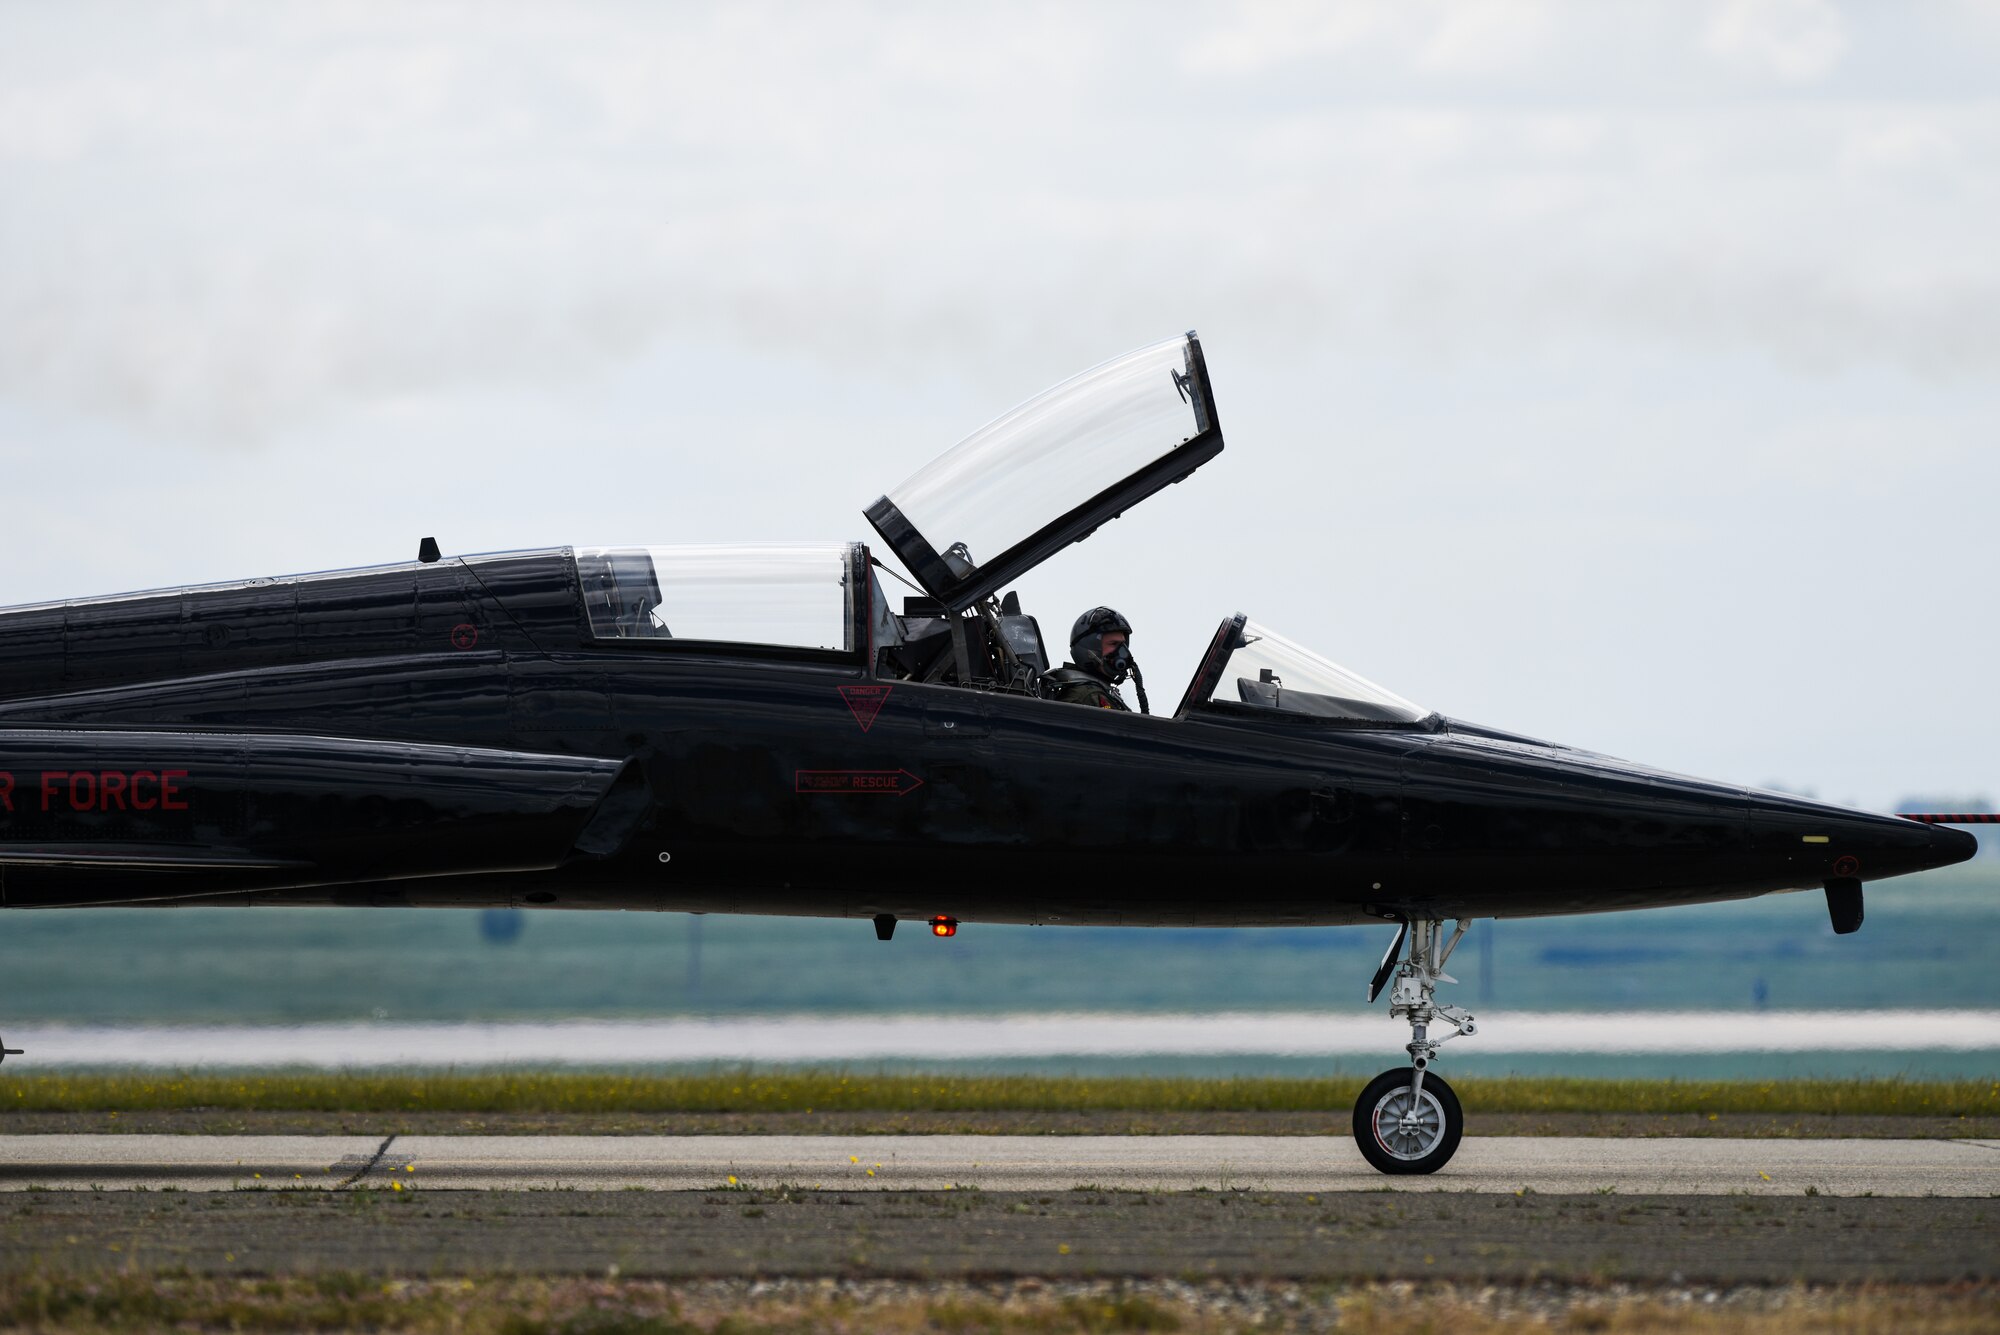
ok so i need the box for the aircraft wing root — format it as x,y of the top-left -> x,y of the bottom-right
0,728 -> 635,905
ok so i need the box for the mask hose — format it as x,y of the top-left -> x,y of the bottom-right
1129,658 -> 1150,716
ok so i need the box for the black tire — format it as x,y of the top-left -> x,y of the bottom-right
1352,1067 -> 1463,1175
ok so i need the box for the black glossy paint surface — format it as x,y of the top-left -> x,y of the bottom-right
0,549 -> 1974,924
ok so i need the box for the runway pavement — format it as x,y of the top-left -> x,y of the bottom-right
0,1134 -> 1993,1195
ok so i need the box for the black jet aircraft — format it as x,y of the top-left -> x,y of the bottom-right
0,331 -> 1979,1173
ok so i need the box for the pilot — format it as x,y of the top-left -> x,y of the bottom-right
1046,607 -> 1135,711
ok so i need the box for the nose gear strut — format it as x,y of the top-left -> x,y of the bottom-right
1354,917 -> 1477,1175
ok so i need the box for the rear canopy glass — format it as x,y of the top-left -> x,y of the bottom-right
576,544 -> 854,651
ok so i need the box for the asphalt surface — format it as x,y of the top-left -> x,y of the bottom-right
0,1134 -> 1994,1195
7,1190 -> 1994,1285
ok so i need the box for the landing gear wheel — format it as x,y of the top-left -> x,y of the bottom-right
1353,1067 -> 1462,1175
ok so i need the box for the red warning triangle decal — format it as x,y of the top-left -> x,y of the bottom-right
838,684 -> 893,732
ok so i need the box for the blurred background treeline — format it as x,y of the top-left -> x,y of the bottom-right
2,863 -> 1990,1025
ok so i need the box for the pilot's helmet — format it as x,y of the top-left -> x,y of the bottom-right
1070,606 -> 1134,683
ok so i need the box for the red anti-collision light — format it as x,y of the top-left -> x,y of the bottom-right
930,916 -> 958,937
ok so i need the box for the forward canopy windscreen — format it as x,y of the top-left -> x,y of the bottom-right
1212,621 -> 1430,724
576,544 -> 854,651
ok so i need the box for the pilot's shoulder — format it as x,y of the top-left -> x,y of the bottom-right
1043,667 -> 1105,705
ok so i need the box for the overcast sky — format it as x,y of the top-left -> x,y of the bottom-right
4,1 -> 1998,812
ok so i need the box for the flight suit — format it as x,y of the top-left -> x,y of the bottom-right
1045,666 -> 1130,711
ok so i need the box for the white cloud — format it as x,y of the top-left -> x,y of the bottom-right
1703,0 -> 1849,82
2,5 -> 1995,444
1416,0 -> 1555,75
1178,0 -> 1387,77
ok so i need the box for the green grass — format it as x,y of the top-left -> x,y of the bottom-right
0,1275 -> 1994,1334
1,1071 -> 1994,1117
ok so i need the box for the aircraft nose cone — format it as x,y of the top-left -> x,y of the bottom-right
1746,792 -> 1974,882
1920,820 -> 1980,870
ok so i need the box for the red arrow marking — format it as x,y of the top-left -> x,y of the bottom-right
838,685 -> 893,732
795,769 -> 924,796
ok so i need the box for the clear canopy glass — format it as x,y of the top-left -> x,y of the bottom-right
575,543 -> 852,651
1208,621 -> 1430,724
885,335 -> 1203,579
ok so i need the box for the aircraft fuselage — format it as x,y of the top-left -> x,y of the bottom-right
0,551 -> 1969,924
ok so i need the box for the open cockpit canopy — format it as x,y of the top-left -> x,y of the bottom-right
865,332 -> 1221,612
1177,614 -> 1433,726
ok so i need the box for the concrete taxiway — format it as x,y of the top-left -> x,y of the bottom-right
0,1134 -> 1993,1195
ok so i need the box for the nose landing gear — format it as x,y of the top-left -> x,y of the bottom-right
1354,918 -> 1476,1175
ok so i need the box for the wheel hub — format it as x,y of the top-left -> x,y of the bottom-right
1372,1085 -> 1445,1160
